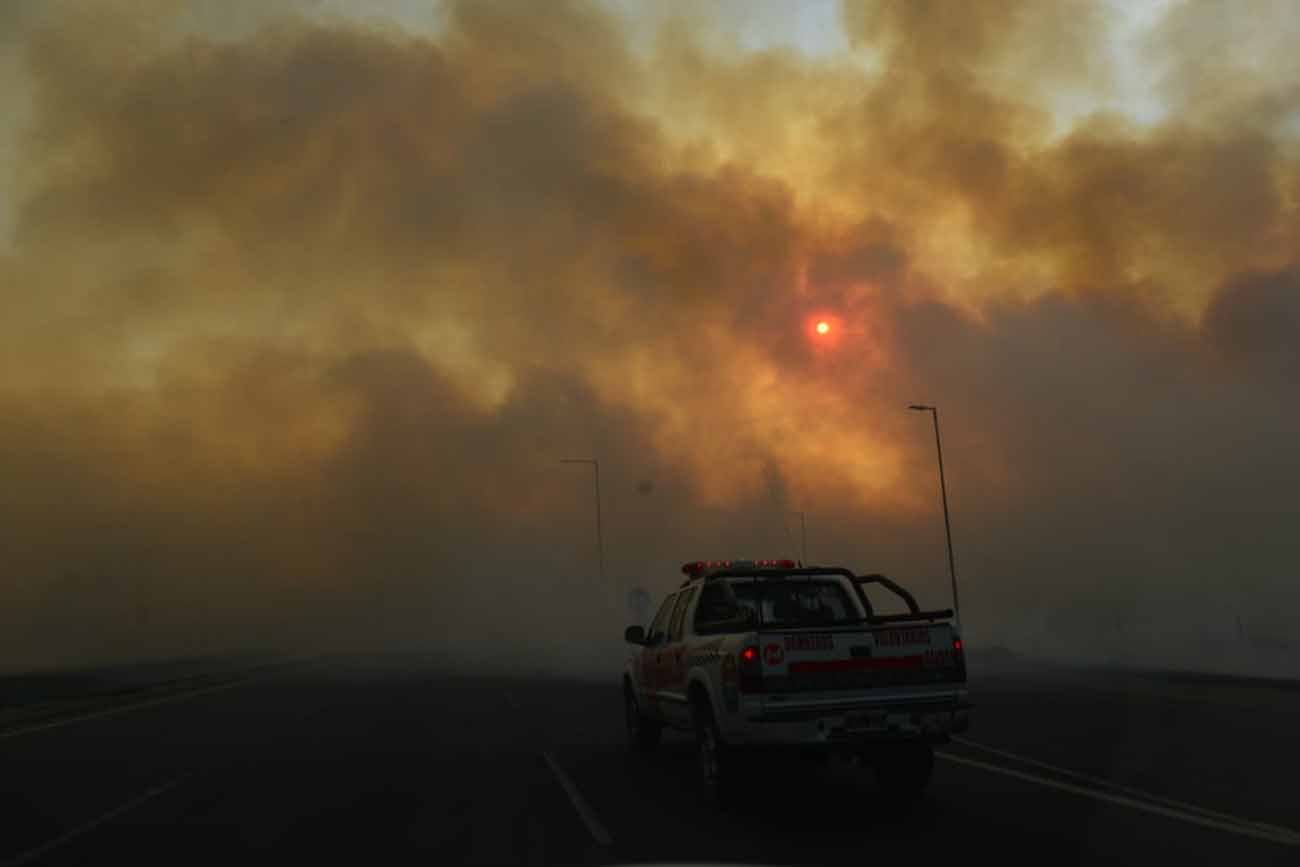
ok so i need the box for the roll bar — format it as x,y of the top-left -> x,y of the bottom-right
681,566 -> 954,624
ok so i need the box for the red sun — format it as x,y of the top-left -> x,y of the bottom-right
806,313 -> 843,349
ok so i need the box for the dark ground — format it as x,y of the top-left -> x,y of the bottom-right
2,652 -> 1298,865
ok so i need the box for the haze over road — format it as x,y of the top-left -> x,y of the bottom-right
3,655 -> 1297,865
5,0 -> 1300,679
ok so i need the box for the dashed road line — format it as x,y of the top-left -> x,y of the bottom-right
542,752 -> 613,847
0,678 -> 255,740
0,657 -> 323,740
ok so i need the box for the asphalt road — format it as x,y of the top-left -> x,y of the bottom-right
2,654 -> 1298,866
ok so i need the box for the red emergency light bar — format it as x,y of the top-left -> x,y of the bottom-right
681,560 -> 730,575
680,558 -> 798,577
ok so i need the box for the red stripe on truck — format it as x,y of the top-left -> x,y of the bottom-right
788,656 -> 925,674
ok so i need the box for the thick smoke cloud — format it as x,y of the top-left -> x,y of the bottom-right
1,1 -> 1298,676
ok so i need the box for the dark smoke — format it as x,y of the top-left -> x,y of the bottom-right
1,1 -> 1298,677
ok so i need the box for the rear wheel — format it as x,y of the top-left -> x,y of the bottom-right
692,695 -> 731,796
872,742 -> 934,799
624,684 -> 661,752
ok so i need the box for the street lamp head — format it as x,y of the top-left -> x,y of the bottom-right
908,404 -> 934,412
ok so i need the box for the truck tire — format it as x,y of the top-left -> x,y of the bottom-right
624,684 -> 661,752
691,693 -> 731,797
872,742 -> 934,800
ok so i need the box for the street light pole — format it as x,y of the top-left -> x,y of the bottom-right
560,458 -> 605,587
791,511 -> 808,565
908,404 -> 961,627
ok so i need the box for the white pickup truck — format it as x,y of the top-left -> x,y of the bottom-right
622,559 -> 970,796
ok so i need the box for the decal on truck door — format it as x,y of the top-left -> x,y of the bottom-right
640,593 -> 677,712
661,587 -> 697,698
684,638 -> 725,668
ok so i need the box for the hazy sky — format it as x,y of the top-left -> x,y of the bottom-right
2,1 -> 1298,673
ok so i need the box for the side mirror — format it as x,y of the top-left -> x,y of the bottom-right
624,625 -> 646,645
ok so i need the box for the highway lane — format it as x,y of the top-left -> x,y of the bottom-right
1,654 -> 1297,865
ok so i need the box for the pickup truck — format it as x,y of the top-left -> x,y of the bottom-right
622,559 -> 970,796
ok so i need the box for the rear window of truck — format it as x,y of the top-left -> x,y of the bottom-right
729,578 -> 865,627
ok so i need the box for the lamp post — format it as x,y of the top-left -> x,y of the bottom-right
791,511 -> 808,565
560,458 -> 605,588
907,404 -> 961,627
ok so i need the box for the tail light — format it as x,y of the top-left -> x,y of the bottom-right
953,636 -> 967,681
738,645 -> 763,693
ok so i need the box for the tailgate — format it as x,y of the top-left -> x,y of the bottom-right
759,622 -> 963,693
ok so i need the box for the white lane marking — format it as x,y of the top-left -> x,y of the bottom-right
937,752 -> 1300,848
0,656 -> 327,741
2,778 -> 182,866
0,677 -> 255,740
951,735 -> 1296,835
542,752 -> 613,847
